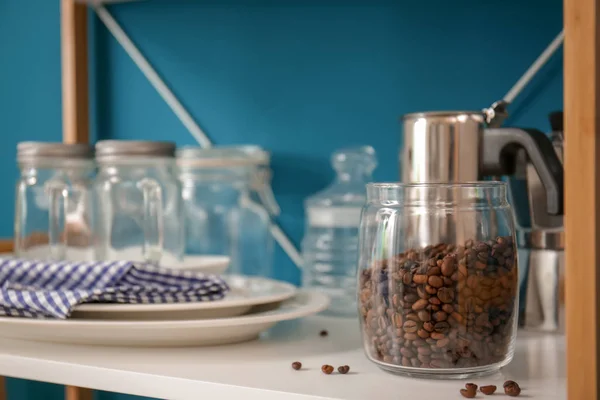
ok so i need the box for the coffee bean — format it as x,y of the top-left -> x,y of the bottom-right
504,381 -> 521,396
466,275 -> 479,289
337,365 -> 350,374
402,319 -> 417,333
417,286 -> 429,299
417,310 -> 431,322
475,242 -> 489,252
319,330 -> 328,337
477,251 -> 488,262
412,299 -> 429,311
441,256 -> 455,276
465,383 -> 478,391
442,304 -> 454,314
436,287 -> 455,303
430,332 -> 445,340
427,266 -> 441,276
432,359 -> 451,368
458,262 -> 468,277
417,354 -> 431,363
434,321 -> 450,333
460,389 -> 476,398
433,311 -> 447,321
480,385 -> 496,395
400,347 -> 414,358
428,275 -> 444,288
291,361 -> 302,370
393,313 -> 403,328
404,333 -> 418,340
417,328 -> 430,339
321,365 -> 334,374
425,285 -> 437,295
423,321 -> 434,332
413,274 -> 428,284
417,346 -> 431,355
429,297 -> 441,305
475,260 -> 487,270
436,338 -> 450,348
407,313 -> 420,322
404,293 -> 419,303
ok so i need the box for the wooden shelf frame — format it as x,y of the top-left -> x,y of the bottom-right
564,0 -> 600,399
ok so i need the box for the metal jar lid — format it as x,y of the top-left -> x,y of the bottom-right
95,140 -> 176,162
17,142 -> 93,164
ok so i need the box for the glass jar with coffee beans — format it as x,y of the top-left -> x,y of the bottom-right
357,182 -> 518,379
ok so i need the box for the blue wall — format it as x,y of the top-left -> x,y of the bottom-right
2,0 -> 562,399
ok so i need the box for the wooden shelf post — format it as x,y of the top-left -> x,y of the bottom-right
61,0 -> 89,145
61,0 -> 91,399
564,0 -> 600,398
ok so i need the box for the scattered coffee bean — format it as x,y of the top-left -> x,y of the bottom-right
465,383 -> 478,391
480,385 -> 496,395
319,330 -> 328,337
504,381 -> 521,396
460,388 -> 476,398
321,364 -> 334,374
291,361 -> 302,370
337,365 -> 350,374
359,236 -> 517,370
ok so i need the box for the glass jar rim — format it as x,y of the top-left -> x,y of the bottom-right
366,181 -> 508,206
367,181 -> 506,189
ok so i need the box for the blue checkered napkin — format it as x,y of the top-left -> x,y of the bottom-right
0,258 -> 229,319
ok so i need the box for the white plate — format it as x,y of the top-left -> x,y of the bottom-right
168,255 -> 230,274
72,275 -> 297,320
0,253 -> 230,275
0,290 -> 329,347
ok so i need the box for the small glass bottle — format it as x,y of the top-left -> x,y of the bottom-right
302,146 -> 377,316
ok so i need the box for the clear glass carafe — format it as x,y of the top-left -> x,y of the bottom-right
93,141 -> 184,265
177,147 -> 273,277
358,182 -> 518,379
14,142 -> 95,261
302,146 -> 376,316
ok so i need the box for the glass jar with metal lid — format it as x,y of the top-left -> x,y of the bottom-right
14,142 -> 95,261
177,146 -> 273,277
93,140 -> 183,265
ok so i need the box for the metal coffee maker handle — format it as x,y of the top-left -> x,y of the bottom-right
481,128 -> 564,216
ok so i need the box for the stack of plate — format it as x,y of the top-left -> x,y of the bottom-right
0,257 -> 330,347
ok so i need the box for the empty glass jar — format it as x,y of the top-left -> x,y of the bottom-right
177,147 -> 273,277
358,182 -> 519,379
93,141 -> 184,265
14,142 -> 95,261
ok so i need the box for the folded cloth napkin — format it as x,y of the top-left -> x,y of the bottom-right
0,258 -> 229,319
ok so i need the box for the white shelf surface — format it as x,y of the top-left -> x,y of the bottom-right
0,316 -> 566,399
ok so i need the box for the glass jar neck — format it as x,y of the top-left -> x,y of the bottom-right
179,166 -> 254,186
98,159 -> 175,179
19,160 -> 95,180
366,182 -> 509,207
